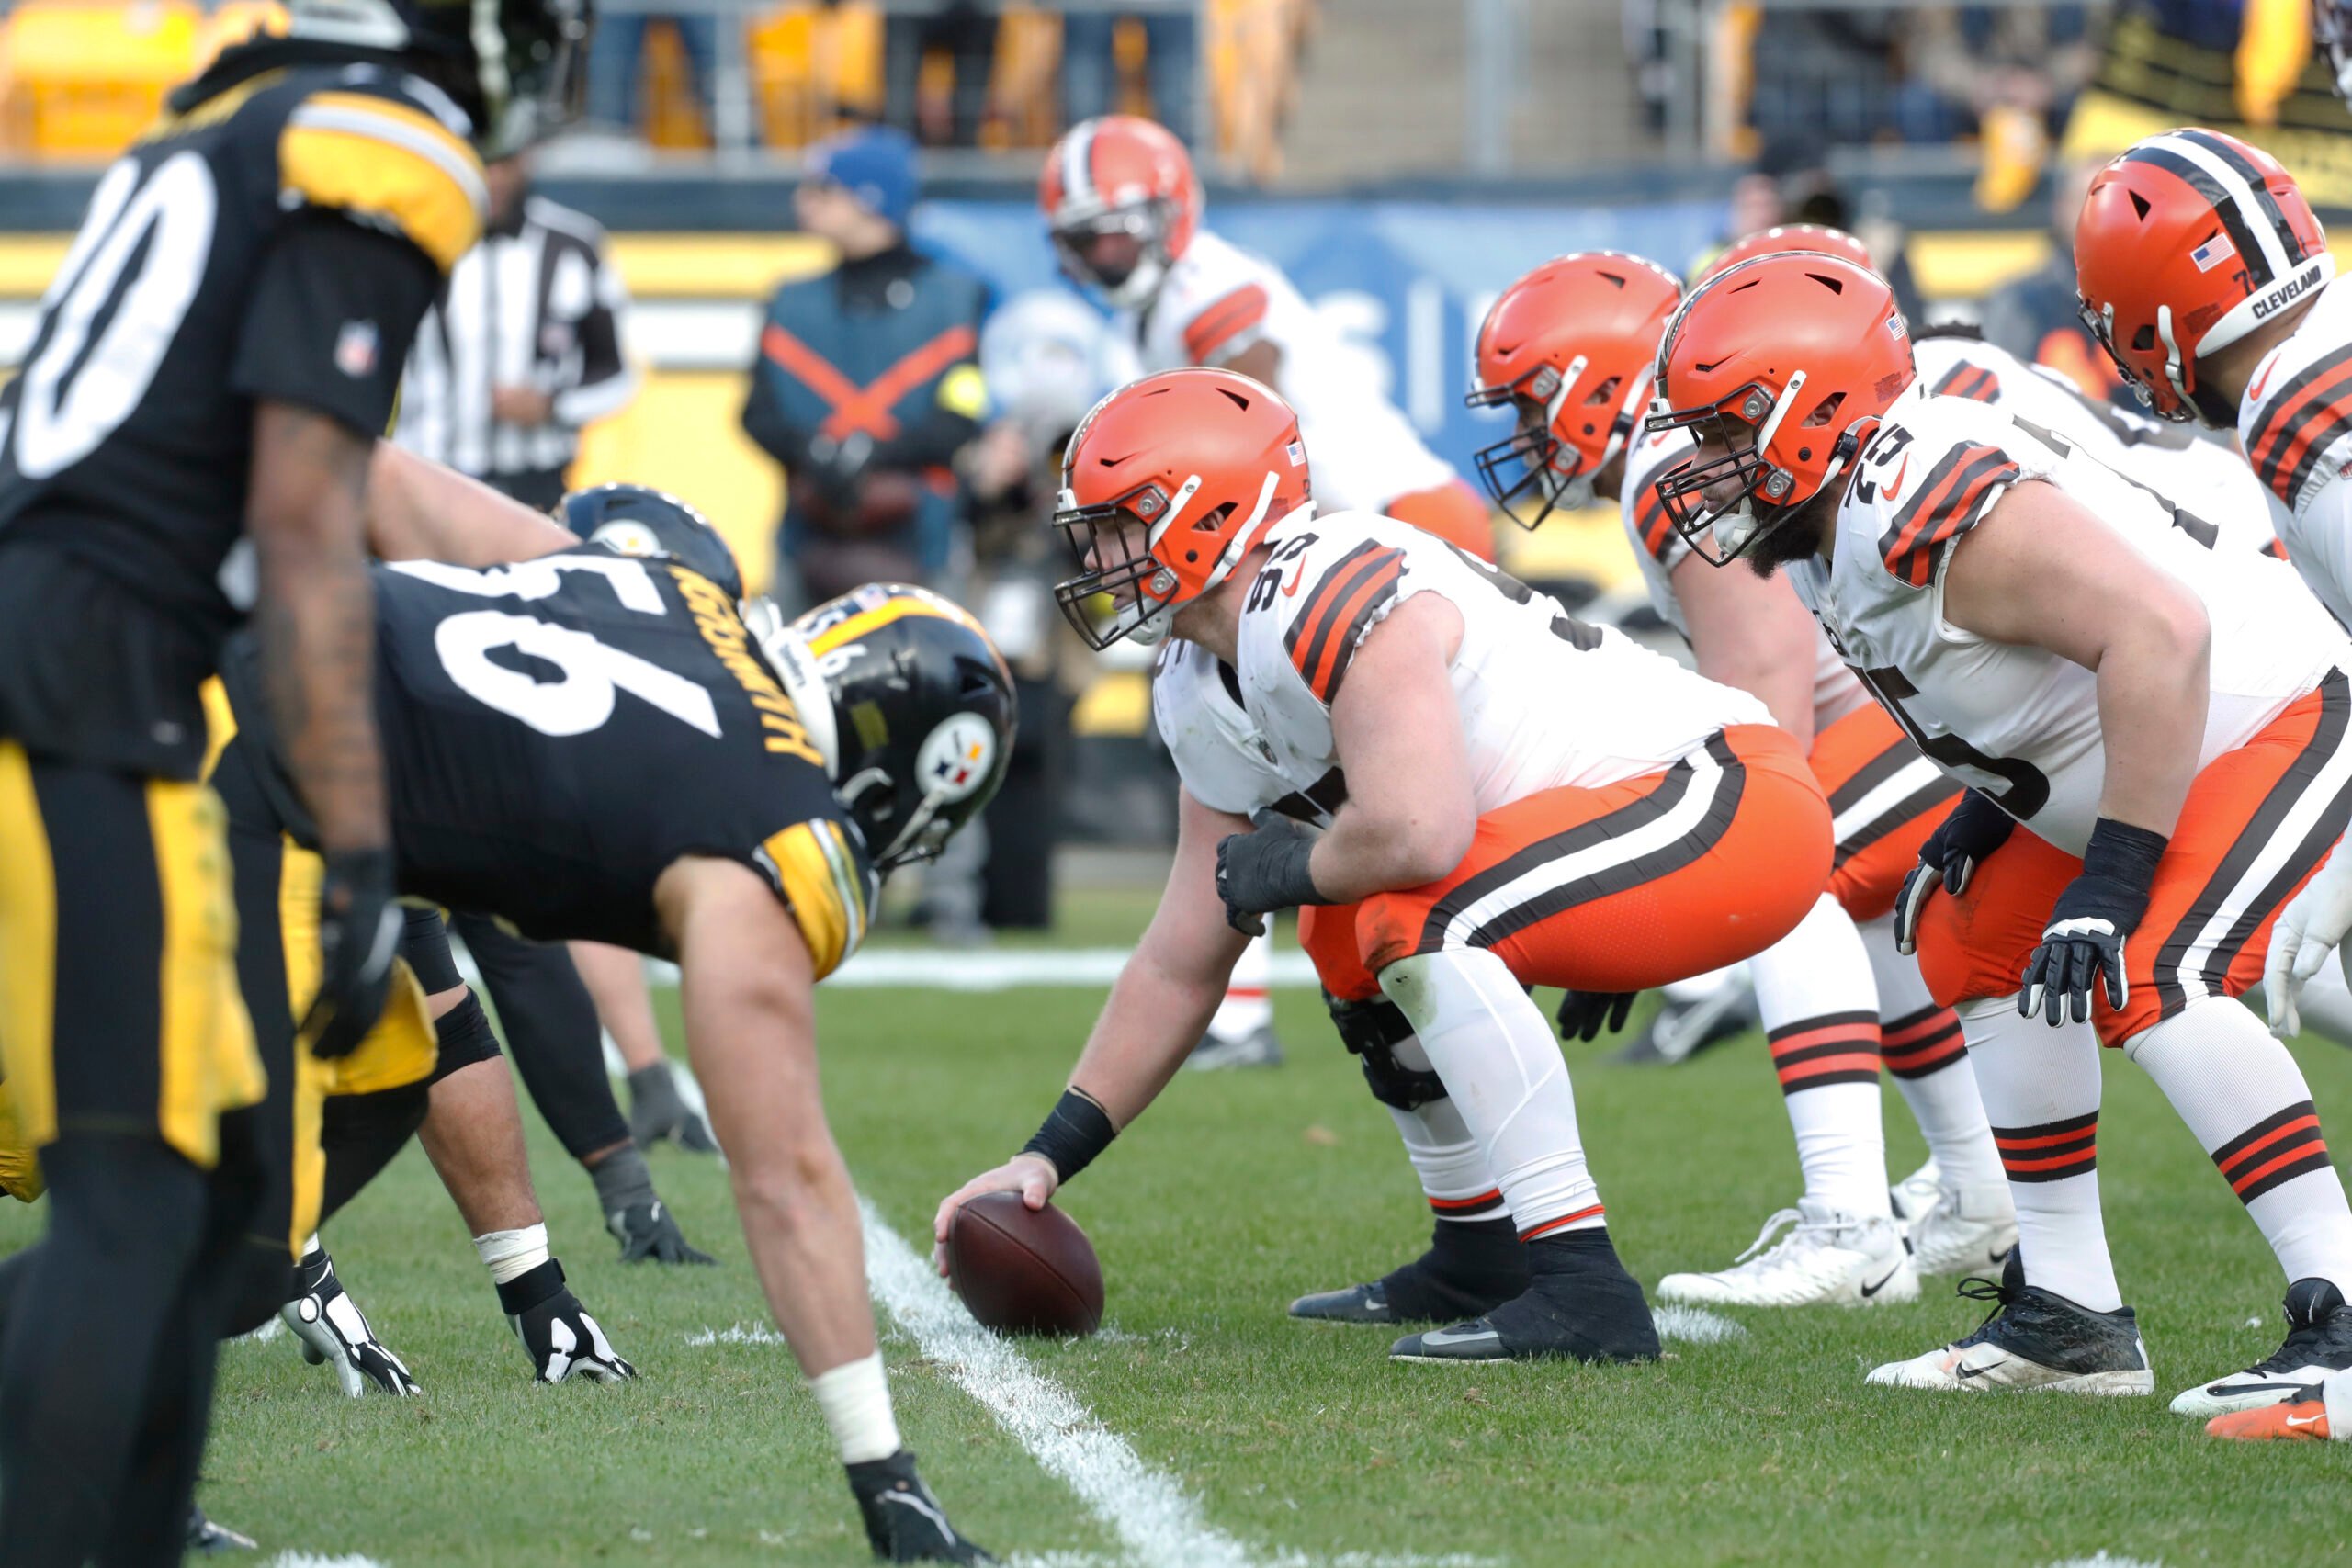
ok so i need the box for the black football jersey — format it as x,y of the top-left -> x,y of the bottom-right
0,39 -> 481,776
223,550 -> 875,975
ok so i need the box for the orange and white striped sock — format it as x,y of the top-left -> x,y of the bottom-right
1753,896 -> 1890,1217
1962,995 -> 2122,1311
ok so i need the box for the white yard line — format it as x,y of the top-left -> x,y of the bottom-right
464,947 -> 1326,994
267,1555 -> 390,1568
859,1200 -> 1501,1568
1651,1305 -> 1747,1345
2045,1558 -> 2164,1568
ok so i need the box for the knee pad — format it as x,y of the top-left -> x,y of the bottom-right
426,991 -> 501,1084
1327,989 -> 1447,1111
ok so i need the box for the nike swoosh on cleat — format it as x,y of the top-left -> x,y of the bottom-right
1860,1267 -> 1901,1299
2207,1381 -> 2296,1398
2286,1411 -> 2326,1428
1419,1327 -> 1498,1349
1953,1359 -> 2008,1381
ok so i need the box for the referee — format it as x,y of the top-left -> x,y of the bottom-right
395,146 -> 637,508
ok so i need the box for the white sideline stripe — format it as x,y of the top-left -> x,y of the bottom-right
268,1555 -> 390,1568
1651,1305 -> 1747,1345
460,946 -> 1329,993
2045,1557 -> 2164,1568
859,1197 -> 1261,1568
684,1323 -> 789,1347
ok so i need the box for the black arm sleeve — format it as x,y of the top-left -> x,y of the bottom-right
231,209 -> 443,436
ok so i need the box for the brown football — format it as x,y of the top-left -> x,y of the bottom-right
944,1192 -> 1104,1337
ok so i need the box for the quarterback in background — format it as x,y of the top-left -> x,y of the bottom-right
936,367 -> 1839,1363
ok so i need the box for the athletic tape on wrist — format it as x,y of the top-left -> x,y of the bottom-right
474,1221 -> 551,1286
1022,1086 -> 1115,1183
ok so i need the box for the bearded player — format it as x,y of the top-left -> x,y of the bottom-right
934,367 -> 1839,1363
1650,248 -> 2352,1414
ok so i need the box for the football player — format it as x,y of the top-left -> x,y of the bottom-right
1462,243 -> 2007,1308
218,457 -> 1012,1560
2070,131 -> 2352,1064
1651,248 -> 2352,1412
1043,114 -> 1501,1071
0,0 -> 584,1552
935,367 -> 1839,1363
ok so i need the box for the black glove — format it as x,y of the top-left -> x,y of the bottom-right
1894,790 -> 2017,955
281,1247 -> 420,1396
300,849 -> 401,1060
848,1450 -> 996,1563
1215,815 -> 1330,937
500,1259 -> 638,1383
609,1198 -> 718,1266
2019,818 -> 2168,1026
1556,990 -> 1635,1043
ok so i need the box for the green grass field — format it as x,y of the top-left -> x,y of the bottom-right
12,935 -> 2351,1566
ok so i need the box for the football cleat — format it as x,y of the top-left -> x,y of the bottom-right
2205,1368 -> 2348,1439
1903,1181 -> 2018,1279
1867,1258 -> 2154,1395
2169,1277 -> 2352,1416
1290,1217 -> 1529,1325
1185,1021 -> 1284,1070
1390,1231 -> 1659,1364
609,1198 -> 718,1266
281,1247 -> 420,1397
848,1449 -> 997,1562
1657,1199 -> 1918,1308
187,1506 -> 257,1554
1888,1158 -> 1942,1230
1611,977 -> 1756,1066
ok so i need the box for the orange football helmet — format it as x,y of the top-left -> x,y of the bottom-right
1040,115 -> 1201,309
1694,223 -> 1873,288
1053,368 -> 1313,649
2075,129 -> 2332,423
1648,252 -> 1914,565
1465,251 -> 1682,529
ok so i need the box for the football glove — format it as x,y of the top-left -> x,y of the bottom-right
2266,842 -> 2352,1040
502,1259 -> 638,1383
1216,815 -> 1329,937
608,1198 -> 717,1266
282,1247 -> 419,1397
2019,818 -> 2166,1026
1555,990 -> 1635,1043
848,1450 -> 997,1563
1894,790 -> 2016,956
300,849 -> 401,1060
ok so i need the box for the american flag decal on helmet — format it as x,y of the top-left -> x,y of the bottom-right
2190,234 -> 2238,273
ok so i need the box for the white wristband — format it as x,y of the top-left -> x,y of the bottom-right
473,1223 -> 551,1285
810,1351 -> 902,1465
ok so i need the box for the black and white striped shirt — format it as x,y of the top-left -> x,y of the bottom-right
394,194 -> 635,491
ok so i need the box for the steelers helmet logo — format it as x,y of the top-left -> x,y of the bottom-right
917,712 -> 998,802
590,519 -> 665,558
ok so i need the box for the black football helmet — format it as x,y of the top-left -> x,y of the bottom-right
288,0 -> 592,149
559,484 -> 743,603
751,584 -> 1016,872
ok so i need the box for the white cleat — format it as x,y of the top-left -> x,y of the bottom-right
1905,1180 -> 2018,1278
1656,1198 -> 1918,1308
2169,1279 -> 2352,1416
1889,1158 -> 1942,1233
1868,1267 -> 2154,1395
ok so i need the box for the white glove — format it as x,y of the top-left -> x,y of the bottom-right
2265,842 -> 2352,1041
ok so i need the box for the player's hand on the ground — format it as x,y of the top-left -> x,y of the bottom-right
2266,847 -> 2352,1040
512,1282 -> 637,1383
300,848 -> 401,1059
933,1155 -> 1057,1276
283,1269 -> 420,1397
609,1198 -> 718,1266
1555,990 -> 1635,1043
1215,814 -> 1327,936
1894,790 -> 2015,955
847,1450 -> 997,1563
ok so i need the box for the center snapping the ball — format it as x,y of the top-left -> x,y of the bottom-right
944,1192 -> 1104,1337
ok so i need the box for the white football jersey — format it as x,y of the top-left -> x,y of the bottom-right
1125,230 -> 1457,513
1154,510 -> 1768,824
1912,334 -> 2282,554
2237,276 -> 2352,626
1786,384 -> 2345,855
1619,424 -> 1865,734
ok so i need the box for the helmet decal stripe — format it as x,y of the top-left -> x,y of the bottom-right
2126,139 -> 2284,288
1061,119 -> 1099,210
2177,128 -> 2306,262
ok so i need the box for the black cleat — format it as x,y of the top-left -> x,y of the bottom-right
1868,1252 -> 2154,1394
848,1450 -> 995,1563
609,1198 -> 717,1266
2171,1277 -> 2352,1416
1185,1021 -> 1284,1070
1291,1216 -> 1528,1325
1389,1230 -> 1659,1364
187,1506 -> 257,1554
